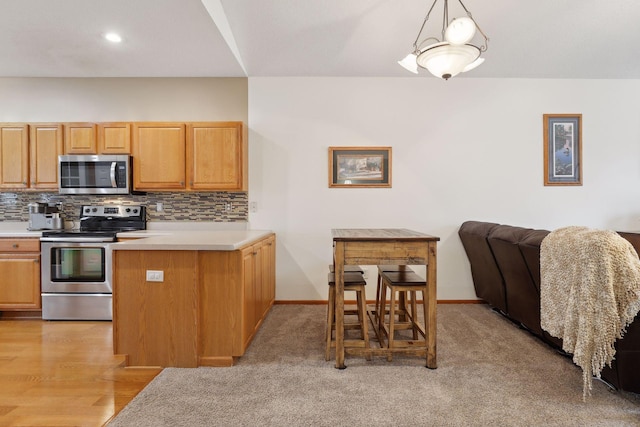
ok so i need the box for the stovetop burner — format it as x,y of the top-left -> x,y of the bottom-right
40,204 -> 146,242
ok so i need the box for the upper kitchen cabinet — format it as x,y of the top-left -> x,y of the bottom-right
132,122 -> 186,191
98,122 -> 131,154
0,123 -> 29,189
29,123 -> 63,190
187,122 -> 247,191
64,123 -> 97,154
65,122 -> 131,155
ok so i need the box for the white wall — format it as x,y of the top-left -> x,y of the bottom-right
0,77 -> 248,122
247,77 -> 640,301
3,76 -> 640,302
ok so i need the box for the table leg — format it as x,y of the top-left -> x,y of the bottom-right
426,242 -> 438,369
334,242 -> 346,369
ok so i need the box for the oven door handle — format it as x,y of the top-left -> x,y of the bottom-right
40,237 -> 115,243
110,162 -> 117,188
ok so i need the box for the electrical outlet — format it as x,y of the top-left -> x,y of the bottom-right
156,202 -> 164,212
250,202 -> 257,213
146,270 -> 164,282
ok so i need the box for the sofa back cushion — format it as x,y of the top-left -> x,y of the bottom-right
488,225 -> 541,335
458,221 -> 507,312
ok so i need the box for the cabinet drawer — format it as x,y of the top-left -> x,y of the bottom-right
0,239 -> 40,252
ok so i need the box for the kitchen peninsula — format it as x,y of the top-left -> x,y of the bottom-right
111,229 -> 275,368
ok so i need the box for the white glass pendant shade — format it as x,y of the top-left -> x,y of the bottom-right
416,42 -> 480,79
444,17 -> 476,45
397,53 -> 418,74
462,56 -> 485,72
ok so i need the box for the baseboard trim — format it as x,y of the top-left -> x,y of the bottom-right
275,299 -> 485,305
0,310 -> 42,320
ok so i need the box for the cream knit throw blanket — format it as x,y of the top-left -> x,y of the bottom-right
540,226 -> 640,399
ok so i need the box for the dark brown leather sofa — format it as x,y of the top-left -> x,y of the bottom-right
458,220 -> 640,394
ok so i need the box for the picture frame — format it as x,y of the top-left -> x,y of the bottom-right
543,114 -> 582,186
328,146 -> 392,188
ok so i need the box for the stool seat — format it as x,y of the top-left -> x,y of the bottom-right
329,264 -> 364,274
377,265 -> 414,273
328,272 -> 367,286
379,270 -> 424,285
374,266 -> 415,325
378,270 -> 429,364
325,272 -> 371,361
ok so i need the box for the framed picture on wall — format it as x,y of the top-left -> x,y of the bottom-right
328,146 -> 392,188
543,114 -> 582,186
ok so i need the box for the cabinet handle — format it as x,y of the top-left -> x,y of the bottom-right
34,259 -> 39,264
190,181 -> 193,186
12,244 -> 18,248
180,181 -> 185,186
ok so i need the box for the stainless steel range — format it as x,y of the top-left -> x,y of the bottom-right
40,205 -> 146,320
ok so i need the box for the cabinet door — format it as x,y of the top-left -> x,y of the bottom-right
261,235 -> 276,315
132,123 -> 186,190
0,253 -> 41,310
98,122 -> 131,154
187,122 -> 245,191
64,123 -> 97,154
29,123 -> 63,189
253,241 -> 264,323
0,123 -> 29,189
241,246 -> 257,347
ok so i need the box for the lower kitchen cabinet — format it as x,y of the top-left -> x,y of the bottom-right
0,238 -> 41,310
113,233 -> 276,367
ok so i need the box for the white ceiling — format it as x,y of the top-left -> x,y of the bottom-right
1,0 -> 639,79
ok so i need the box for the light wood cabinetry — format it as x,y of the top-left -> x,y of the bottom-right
0,120 -> 244,192
132,121 -> 246,192
29,123 -> 63,190
241,234 -> 276,346
113,234 -> 276,368
64,123 -> 97,154
0,238 -> 41,310
64,122 -> 131,154
187,122 -> 246,191
132,122 -> 186,190
0,123 -> 61,191
0,123 -> 29,189
261,234 -> 276,315
98,122 -> 131,154
113,250 -> 198,367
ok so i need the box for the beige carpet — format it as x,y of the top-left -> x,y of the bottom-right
109,304 -> 640,426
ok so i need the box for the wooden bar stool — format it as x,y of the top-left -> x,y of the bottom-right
375,265 -> 414,325
378,270 -> 428,362
325,272 -> 371,361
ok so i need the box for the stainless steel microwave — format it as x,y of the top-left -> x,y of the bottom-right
59,155 -> 131,195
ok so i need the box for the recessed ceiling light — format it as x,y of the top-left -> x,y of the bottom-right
104,32 -> 122,43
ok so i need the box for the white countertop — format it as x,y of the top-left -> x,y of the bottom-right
0,222 -> 43,237
111,229 -> 273,251
0,221 -> 267,251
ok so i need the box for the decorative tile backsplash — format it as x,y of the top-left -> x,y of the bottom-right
0,192 -> 248,223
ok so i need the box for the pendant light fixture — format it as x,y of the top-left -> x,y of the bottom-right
398,0 -> 489,79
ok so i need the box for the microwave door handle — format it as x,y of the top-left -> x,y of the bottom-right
110,162 -> 117,188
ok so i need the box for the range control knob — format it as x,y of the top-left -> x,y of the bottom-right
84,208 -> 90,214
125,208 -> 131,213
92,207 -> 98,212
132,208 -> 138,214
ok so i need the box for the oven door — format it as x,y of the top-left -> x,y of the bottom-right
41,241 -> 112,293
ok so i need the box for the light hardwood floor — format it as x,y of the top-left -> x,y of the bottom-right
0,319 -> 161,426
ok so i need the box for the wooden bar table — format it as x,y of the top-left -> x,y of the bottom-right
331,228 -> 440,369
